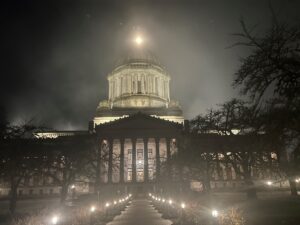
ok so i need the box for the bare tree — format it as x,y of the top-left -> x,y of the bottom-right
0,119 -> 45,214
42,137 -> 91,204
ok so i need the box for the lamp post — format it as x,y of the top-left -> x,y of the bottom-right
71,185 -> 75,202
211,209 -> 219,225
167,199 -> 173,218
105,202 -> 110,218
90,205 -> 96,225
180,202 -> 186,225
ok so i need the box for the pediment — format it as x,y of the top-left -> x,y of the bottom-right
95,112 -> 182,133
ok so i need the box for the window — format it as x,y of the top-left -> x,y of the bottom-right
137,81 -> 142,93
155,77 -> 158,94
132,81 -> 135,93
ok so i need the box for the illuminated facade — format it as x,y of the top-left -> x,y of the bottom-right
93,49 -> 184,126
92,49 -> 184,189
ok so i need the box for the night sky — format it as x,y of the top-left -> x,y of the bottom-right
2,0 -> 300,130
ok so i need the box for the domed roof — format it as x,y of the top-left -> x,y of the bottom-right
114,48 -> 163,68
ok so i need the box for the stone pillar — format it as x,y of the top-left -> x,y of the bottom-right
108,138 -> 113,183
166,138 -> 171,160
155,138 -> 160,179
166,138 -> 171,179
96,138 -> 103,189
143,138 -> 149,182
120,138 -> 125,183
132,138 -> 137,182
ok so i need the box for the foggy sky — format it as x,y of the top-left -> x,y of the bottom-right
2,0 -> 300,130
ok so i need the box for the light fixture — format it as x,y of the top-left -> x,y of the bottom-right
181,203 -> 186,209
135,36 -> 143,45
168,199 -> 173,205
212,209 -> 219,217
266,181 -> 273,186
105,202 -> 110,207
90,206 -> 96,212
51,215 -> 59,225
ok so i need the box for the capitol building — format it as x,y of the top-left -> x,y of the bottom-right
1,38 -> 282,198
93,48 -> 184,125
34,42 -> 185,193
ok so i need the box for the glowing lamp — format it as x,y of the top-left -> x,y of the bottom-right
181,203 -> 186,209
51,215 -> 59,225
212,209 -> 219,217
90,206 -> 96,212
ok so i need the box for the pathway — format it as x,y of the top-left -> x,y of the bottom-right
106,198 -> 172,225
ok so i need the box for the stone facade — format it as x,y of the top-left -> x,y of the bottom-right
93,49 -> 184,126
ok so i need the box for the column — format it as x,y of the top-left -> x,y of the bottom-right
168,80 -> 170,100
166,138 -> 171,160
155,138 -> 160,179
108,138 -> 113,183
166,138 -> 171,178
132,138 -> 137,182
108,81 -> 111,99
143,138 -> 149,182
96,137 -> 103,189
120,138 -> 125,183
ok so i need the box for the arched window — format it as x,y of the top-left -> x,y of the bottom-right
137,81 -> 142,93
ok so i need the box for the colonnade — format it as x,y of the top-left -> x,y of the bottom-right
108,73 -> 170,100
98,137 -> 177,184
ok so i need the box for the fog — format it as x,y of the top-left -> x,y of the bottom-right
2,0 -> 300,130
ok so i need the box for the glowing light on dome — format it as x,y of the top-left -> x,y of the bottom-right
135,36 -> 143,45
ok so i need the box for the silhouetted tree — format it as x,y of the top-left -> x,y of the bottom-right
232,17 -> 300,103
42,137 -> 91,204
232,15 -> 300,195
0,119 -> 45,214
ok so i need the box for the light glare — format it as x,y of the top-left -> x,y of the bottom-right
90,206 -> 96,212
51,216 -> 58,225
181,203 -> 186,209
135,36 -> 143,45
212,209 -> 219,217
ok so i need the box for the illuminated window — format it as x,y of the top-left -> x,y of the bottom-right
138,81 -> 142,93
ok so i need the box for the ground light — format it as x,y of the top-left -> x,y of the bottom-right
90,205 -> 96,212
266,181 -> 273,186
181,203 -> 186,209
212,209 -> 219,218
51,215 -> 59,225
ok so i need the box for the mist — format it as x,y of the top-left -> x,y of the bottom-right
2,0 -> 300,130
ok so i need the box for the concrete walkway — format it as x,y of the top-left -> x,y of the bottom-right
106,199 -> 172,225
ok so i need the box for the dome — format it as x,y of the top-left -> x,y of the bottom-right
114,48 -> 164,69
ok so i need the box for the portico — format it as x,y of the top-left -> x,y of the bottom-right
95,113 -> 182,189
